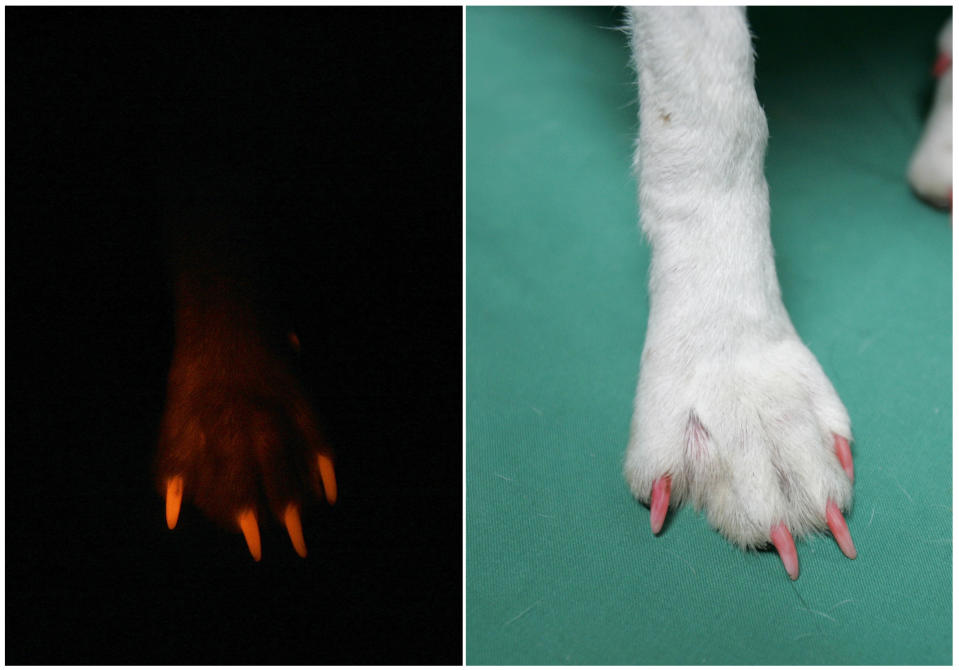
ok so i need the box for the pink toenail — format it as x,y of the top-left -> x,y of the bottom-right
833,434 -> 854,482
650,475 -> 671,535
826,499 -> 857,560
770,522 -> 799,580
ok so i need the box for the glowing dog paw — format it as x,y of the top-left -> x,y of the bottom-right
157,310 -> 336,561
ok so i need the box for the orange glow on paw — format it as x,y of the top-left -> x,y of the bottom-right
284,504 -> 308,558
318,453 -> 337,505
165,476 -> 184,530
237,509 -> 262,561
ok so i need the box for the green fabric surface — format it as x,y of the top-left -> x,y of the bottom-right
466,6 -> 952,665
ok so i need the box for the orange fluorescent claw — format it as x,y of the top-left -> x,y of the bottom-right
284,504 -> 308,558
770,522 -> 799,580
826,499 -> 857,560
318,453 -> 337,505
165,476 -> 184,530
649,475 -> 671,535
237,509 -> 262,562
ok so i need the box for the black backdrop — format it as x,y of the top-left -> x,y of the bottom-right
6,7 -> 462,664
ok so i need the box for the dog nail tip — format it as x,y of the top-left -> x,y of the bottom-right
284,504 -> 308,558
826,499 -> 857,560
649,475 -> 670,535
650,516 -> 663,535
318,453 -> 338,505
833,434 -> 854,482
165,475 -> 183,530
932,52 -> 951,77
770,522 -> 799,580
238,509 -> 262,562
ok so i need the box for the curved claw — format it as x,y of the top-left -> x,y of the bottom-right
770,522 -> 799,580
826,499 -> 857,559
165,475 -> 184,530
284,504 -> 308,558
649,475 -> 671,535
318,453 -> 338,505
833,434 -> 854,482
237,509 -> 262,562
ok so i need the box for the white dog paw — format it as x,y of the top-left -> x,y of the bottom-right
908,19 -> 952,210
624,333 -> 856,579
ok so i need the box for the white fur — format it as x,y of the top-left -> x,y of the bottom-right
623,7 -> 852,550
908,18 -> 952,208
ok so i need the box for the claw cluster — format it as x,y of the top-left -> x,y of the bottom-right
164,451 -> 336,561
648,434 -> 857,580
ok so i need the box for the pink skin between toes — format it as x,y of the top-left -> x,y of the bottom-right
649,475 -> 671,534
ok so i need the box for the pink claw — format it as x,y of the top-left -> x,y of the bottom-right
770,522 -> 799,580
826,499 -> 857,560
833,434 -> 854,482
649,475 -> 671,535
933,52 -> 952,77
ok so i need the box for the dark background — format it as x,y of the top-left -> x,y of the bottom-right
6,7 -> 462,664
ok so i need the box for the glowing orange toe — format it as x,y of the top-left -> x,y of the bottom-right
318,453 -> 337,505
284,504 -> 308,558
165,476 -> 184,530
237,509 -> 262,561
